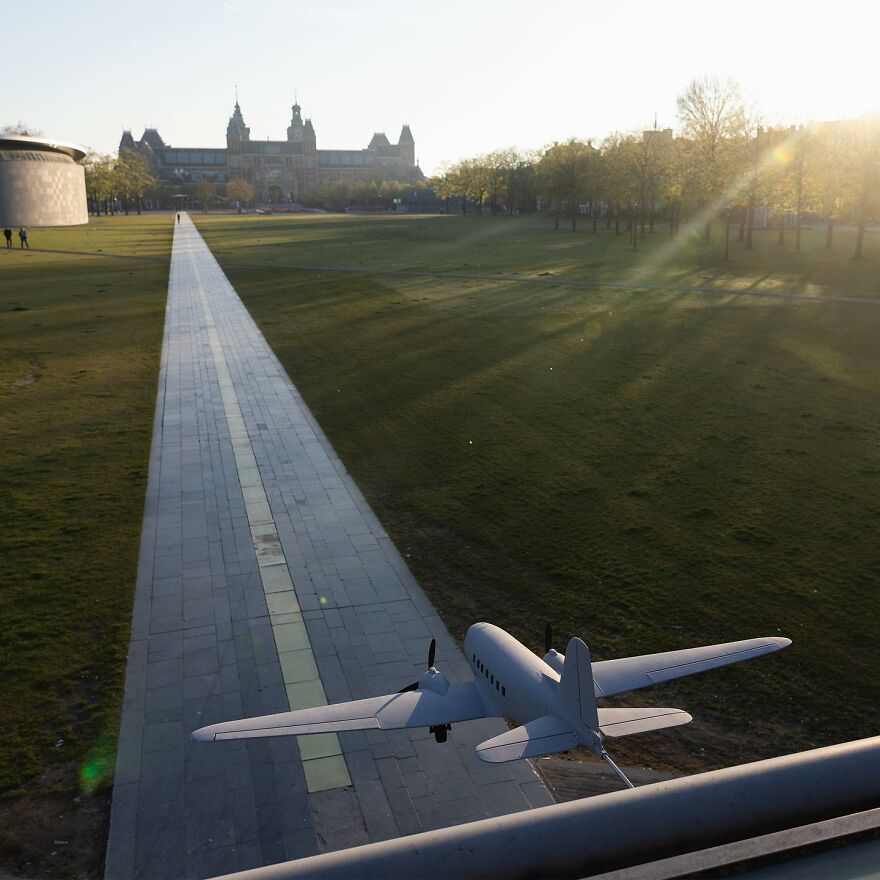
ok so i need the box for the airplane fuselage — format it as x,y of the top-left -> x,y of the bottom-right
463,622 -> 560,727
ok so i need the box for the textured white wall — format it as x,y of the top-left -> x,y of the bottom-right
0,160 -> 88,227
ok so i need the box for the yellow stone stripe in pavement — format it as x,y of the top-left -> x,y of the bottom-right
191,249 -> 350,794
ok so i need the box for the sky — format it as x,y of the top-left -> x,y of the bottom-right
5,0 -> 878,175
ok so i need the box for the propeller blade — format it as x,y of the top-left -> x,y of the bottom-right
399,636 -> 436,692
545,623 -> 553,655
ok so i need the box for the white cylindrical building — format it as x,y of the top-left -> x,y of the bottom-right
0,136 -> 88,227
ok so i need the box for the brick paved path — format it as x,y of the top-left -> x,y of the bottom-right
105,215 -> 552,879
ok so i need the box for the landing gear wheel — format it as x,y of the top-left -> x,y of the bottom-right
430,723 -> 452,744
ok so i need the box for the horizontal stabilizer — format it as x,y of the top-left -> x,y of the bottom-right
592,637 -> 791,697
597,707 -> 692,738
476,714 -> 578,763
193,681 -> 487,742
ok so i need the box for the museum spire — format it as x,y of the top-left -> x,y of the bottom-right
287,99 -> 304,141
227,98 -> 250,141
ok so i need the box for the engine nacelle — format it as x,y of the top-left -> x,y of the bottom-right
418,667 -> 450,695
543,648 -> 565,674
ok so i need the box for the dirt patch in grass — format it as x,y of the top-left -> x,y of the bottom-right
0,765 -> 112,879
6,358 -> 44,392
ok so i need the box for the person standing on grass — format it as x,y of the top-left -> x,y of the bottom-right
3,227 -> 11,248
18,228 -> 29,249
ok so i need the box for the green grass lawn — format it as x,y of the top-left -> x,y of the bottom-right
0,209 -> 875,873
195,212 -> 880,768
0,215 -> 170,875
193,211 -> 880,298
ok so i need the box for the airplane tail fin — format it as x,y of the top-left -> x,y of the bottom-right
557,638 -> 636,789
557,637 -> 599,730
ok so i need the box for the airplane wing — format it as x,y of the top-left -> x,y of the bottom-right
592,637 -> 791,698
597,707 -> 692,738
475,714 -> 578,763
192,681 -> 488,742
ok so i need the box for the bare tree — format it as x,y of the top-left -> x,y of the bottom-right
789,126 -> 812,253
226,178 -> 254,213
676,77 -> 746,240
193,180 -> 215,213
843,115 -> 880,259
811,123 -> 848,249
537,139 -> 594,231
117,149 -> 157,215
0,122 -> 43,136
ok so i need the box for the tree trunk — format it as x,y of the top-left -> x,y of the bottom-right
825,219 -> 834,249
854,222 -> 865,259
570,209 -> 576,232
136,196 -> 142,215
554,209 -> 559,231
746,201 -> 754,249
777,218 -> 785,246
592,215 -> 598,233
795,214 -> 802,253
649,201 -> 655,233
724,212 -> 731,260
738,208 -> 745,241
606,208 -> 611,230
124,197 -> 130,216
614,207 -> 620,236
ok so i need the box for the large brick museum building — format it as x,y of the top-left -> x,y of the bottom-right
120,100 -> 422,204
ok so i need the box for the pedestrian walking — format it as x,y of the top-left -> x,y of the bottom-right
3,227 -> 11,249
177,213 -> 181,224
18,228 -> 29,249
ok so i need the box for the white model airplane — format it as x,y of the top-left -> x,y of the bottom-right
193,623 -> 790,787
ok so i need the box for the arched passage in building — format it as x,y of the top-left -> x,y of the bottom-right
267,185 -> 284,204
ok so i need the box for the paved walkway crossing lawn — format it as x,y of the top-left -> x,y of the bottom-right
105,215 -> 552,879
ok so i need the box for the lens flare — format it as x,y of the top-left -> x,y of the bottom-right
80,737 -> 115,795
773,145 -> 792,165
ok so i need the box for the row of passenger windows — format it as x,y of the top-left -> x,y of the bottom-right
473,654 -> 506,696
